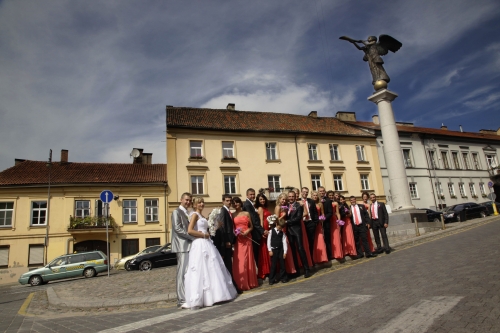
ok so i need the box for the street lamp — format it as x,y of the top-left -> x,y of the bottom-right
44,149 -> 52,265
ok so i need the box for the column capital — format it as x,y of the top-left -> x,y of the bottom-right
368,89 -> 398,104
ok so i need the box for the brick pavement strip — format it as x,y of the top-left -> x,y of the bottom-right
23,214 -> 500,317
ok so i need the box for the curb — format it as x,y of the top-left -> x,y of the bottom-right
45,215 -> 499,310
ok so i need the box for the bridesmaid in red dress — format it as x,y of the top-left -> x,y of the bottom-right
293,188 -> 313,268
255,193 -> 271,280
311,191 -> 328,264
361,192 -> 376,253
338,194 -> 357,258
274,193 -> 296,275
231,197 -> 258,291
327,191 -> 344,261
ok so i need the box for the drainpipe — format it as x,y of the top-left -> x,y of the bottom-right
164,182 -> 169,244
294,136 -> 303,189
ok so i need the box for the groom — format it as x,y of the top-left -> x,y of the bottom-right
285,190 -> 311,278
171,192 -> 196,308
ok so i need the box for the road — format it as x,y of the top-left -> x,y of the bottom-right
2,218 -> 499,332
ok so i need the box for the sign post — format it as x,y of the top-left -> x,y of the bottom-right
487,182 -> 498,216
100,190 -> 114,277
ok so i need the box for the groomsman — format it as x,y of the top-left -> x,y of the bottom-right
242,188 -> 267,266
369,193 -> 391,254
300,187 -> 318,258
286,191 -> 311,278
349,196 -> 377,259
318,187 -> 333,260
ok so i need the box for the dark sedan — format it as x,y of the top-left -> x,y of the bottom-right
128,243 -> 177,271
443,202 -> 488,222
419,208 -> 444,223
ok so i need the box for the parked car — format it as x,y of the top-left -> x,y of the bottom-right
127,243 -> 176,271
479,201 -> 498,216
18,251 -> 108,286
114,245 -> 162,271
419,208 -> 444,223
443,202 -> 489,222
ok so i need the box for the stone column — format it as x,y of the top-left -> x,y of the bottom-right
368,89 -> 414,211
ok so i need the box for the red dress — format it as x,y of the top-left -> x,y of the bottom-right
331,203 -> 344,259
298,214 -> 313,268
257,208 -> 272,279
313,206 -> 328,264
233,215 -> 258,291
362,203 -> 376,253
342,215 -> 357,257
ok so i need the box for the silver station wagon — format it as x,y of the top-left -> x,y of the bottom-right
18,251 -> 108,286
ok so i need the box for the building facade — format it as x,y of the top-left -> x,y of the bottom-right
0,149 -> 168,284
341,112 -> 500,210
166,105 -> 386,215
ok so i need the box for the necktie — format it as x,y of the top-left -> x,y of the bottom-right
372,203 -> 376,219
353,206 -> 360,225
303,199 -> 310,220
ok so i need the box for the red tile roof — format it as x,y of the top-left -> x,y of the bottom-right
348,121 -> 500,141
167,107 -> 374,137
0,161 -> 167,186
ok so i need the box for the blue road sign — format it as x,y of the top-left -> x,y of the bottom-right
488,181 -> 494,188
100,190 -> 114,203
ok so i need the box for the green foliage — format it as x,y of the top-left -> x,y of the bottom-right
69,215 -> 117,229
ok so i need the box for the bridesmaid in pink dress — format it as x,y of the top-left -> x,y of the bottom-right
338,194 -> 357,257
293,188 -> 313,268
255,193 -> 271,280
231,197 -> 258,291
311,191 -> 328,264
361,192 -> 376,253
327,191 -> 344,260
274,193 -> 296,275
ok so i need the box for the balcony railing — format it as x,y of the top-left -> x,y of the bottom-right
68,215 -> 117,230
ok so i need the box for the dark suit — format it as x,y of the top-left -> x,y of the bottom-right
301,197 -> 318,258
350,204 -> 371,257
242,199 -> 264,266
370,201 -> 390,251
212,207 -> 235,275
322,197 -> 333,260
286,202 -> 309,274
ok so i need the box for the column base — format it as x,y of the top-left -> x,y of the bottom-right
388,209 -> 427,227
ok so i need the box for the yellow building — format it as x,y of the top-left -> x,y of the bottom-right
166,105 -> 386,214
0,149 -> 167,284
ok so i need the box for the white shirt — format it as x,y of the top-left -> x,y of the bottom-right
351,205 -> 362,225
267,228 -> 288,254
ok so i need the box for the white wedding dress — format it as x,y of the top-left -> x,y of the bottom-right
184,213 -> 237,308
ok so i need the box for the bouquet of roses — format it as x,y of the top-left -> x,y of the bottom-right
207,207 -> 223,236
267,214 -> 278,228
337,219 -> 345,226
234,227 -> 260,245
318,215 -> 326,221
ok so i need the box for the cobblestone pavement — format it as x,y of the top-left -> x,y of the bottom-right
2,215 -> 500,332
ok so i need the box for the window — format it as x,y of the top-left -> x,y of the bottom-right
268,175 -> 281,192
360,174 -> 370,190
308,144 -> 319,160
224,175 -> 236,194
469,183 -> 477,197
428,150 -> 438,169
435,182 -> 444,197
441,151 -> 450,169
470,153 -> 480,170
0,246 -> 9,268
403,149 -> 413,168
28,245 -> 44,266
222,142 -> 234,158
190,141 -> 203,158
479,183 -> 486,196
75,200 -> 90,218
266,143 -> 278,160
329,144 -> 340,161
191,176 -> 204,195
31,201 -> 47,226
485,154 -> 498,169
146,238 -> 161,247
145,199 -> 159,222
448,183 -> 456,197
333,175 -> 344,191
459,183 -> 467,198
409,183 -> 418,199
452,152 -> 460,169
356,145 -> 366,161
462,153 -> 471,170
0,202 -> 13,227
311,174 -> 322,191
121,239 -> 139,257
95,199 -> 104,217
123,200 -> 137,223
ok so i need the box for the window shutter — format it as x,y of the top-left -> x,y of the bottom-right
0,247 -> 9,266
29,245 -> 44,265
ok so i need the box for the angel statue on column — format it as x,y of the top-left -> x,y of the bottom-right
339,35 -> 402,90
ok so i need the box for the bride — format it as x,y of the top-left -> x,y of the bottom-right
183,197 -> 237,309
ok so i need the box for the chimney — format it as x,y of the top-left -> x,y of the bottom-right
335,111 -> 357,122
479,129 -> 496,135
459,125 -> 463,132
372,115 -> 379,124
61,149 -> 68,163
226,103 -> 235,110
132,148 -> 144,164
441,123 -> 448,130
15,159 -> 26,166
142,153 -> 153,165
308,111 -> 317,118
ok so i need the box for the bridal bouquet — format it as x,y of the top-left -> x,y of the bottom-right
207,207 -> 222,236
267,214 -> 278,228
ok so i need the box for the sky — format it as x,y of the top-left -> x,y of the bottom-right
1,0 -> 499,171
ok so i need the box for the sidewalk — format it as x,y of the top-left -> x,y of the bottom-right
25,215 -> 500,316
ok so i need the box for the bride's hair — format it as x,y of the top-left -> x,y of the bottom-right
277,192 -> 288,204
192,197 -> 204,209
